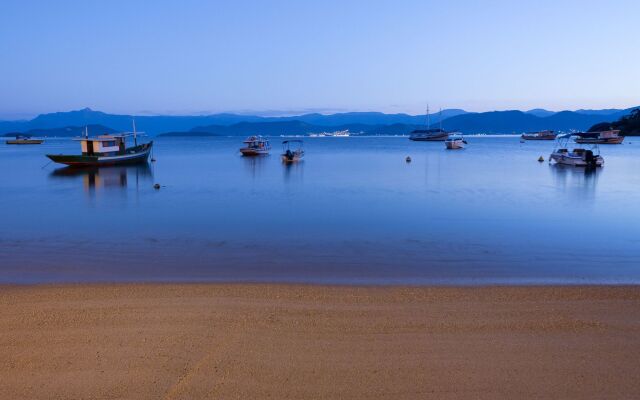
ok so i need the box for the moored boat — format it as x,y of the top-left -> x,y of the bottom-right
6,135 -> 44,145
46,124 -> 152,167
445,135 -> 467,149
521,130 -> 556,140
574,130 -> 624,144
549,134 -> 603,168
409,106 -> 451,141
410,128 -> 450,141
240,136 -> 271,156
281,140 -> 304,162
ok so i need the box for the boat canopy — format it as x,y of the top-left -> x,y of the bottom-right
557,133 -> 574,139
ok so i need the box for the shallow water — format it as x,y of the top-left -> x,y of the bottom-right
2,135 -> 640,284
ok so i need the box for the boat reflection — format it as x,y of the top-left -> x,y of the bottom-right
49,164 -> 153,192
282,160 -> 304,184
242,154 -> 269,180
549,164 -> 600,202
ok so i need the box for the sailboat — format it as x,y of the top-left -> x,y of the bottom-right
46,121 -> 153,167
409,106 -> 450,141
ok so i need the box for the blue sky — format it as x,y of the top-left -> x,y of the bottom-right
1,0 -> 638,118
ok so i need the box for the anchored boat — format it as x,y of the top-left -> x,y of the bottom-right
445,134 -> 467,150
409,107 -> 452,141
574,130 -> 624,144
240,136 -> 271,156
46,124 -> 152,167
521,130 -> 556,141
410,128 -> 450,141
6,135 -> 44,145
549,134 -> 603,168
281,140 -> 304,162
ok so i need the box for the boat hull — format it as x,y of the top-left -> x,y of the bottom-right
550,152 -> 604,167
575,137 -> 624,144
521,136 -> 556,140
46,142 -> 153,167
281,152 -> 304,163
445,141 -> 465,149
410,134 -> 449,141
6,139 -> 44,144
240,148 -> 269,156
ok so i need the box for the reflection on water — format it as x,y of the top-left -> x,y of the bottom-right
242,154 -> 269,181
2,136 -> 640,285
49,164 -> 153,193
548,164 -> 600,202
282,160 -> 304,184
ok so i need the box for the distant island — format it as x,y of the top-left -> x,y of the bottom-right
2,106 -> 638,137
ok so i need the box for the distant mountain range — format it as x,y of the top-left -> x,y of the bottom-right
0,106 -> 637,136
1,124 -> 116,137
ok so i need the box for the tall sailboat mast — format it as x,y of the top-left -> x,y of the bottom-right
426,105 -> 430,129
132,119 -> 138,146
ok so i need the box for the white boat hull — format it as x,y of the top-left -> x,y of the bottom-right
445,140 -> 466,149
550,152 -> 604,167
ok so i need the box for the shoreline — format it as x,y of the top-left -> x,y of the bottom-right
2,283 -> 640,399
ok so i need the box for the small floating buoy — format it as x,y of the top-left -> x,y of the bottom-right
153,183 -> 161,190
405,156 -> 412,163
538,156 -> 544,162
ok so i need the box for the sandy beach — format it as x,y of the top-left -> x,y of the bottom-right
1,284 -> 639,399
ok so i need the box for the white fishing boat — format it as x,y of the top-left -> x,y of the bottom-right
240,136 -> 271,156
281,140 -> 304,163
445,135 -> 467,150
549,134 -> 604,167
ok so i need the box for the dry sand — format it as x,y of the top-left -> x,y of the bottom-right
1,284 -> 639,399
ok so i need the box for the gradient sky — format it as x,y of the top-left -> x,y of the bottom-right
1,0 -> 639,118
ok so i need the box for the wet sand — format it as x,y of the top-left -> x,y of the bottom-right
1,284 -> 639,399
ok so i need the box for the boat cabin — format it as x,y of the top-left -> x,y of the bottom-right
74,135 -> 127,156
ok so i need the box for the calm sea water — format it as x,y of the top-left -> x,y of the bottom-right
2,135 -> 640,284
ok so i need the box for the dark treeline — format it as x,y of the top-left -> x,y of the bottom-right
589,109 -> 640,135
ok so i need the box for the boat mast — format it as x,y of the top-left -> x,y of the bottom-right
132,119 -> 138,146
426,104 -> 430,129
439,108 -> 442,131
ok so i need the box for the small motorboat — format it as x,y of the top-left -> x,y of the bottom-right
281,140 -> 304,163
574,130 -> 624,144
549,134 -> 603,168
445,135 -> 467,150
240,135 -> 271,156
6,135 -> 44,145
46,123 -> 152,167
521,130 -> 556,140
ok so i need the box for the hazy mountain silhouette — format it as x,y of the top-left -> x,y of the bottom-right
526,109 -> 556,117
2,124 -> 116,137
1,106 -> 637,136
